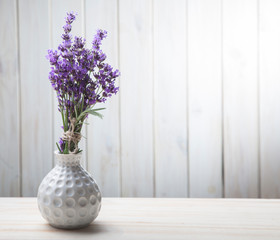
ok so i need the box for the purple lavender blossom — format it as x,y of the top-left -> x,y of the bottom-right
47,12 -> 120,154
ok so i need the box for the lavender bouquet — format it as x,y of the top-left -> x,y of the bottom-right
47,12 -> 120,154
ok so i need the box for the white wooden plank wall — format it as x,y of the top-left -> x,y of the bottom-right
0,0 -> 20,196
19,0 -> 53,197
259,0 -> 280,198
1,0 -> 280,198
223,0 -> 259,198
85,0 -> 121,197
188,0 -> 222,197
119,0 -> 154,197
154,0 -> 188,197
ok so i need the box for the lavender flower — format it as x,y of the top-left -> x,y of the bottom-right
47,12 -> 120,154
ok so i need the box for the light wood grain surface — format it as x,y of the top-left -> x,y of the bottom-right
0,198 -> 280,240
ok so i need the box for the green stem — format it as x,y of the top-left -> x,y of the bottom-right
60,107 -> 66,131
65,108 -> 69,131
80,94 -> 84,114
64,141 -> 69,154
56,142 -> 62,153
74,105 -> 78,119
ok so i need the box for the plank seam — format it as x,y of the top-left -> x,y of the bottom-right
82,0 -> 88,171
117,0 -> 123,198
15,0 -> 22,197
257,0 -> 261,199
221,0 -> 225,199
186,0 -> 190,198
48,0 -> 54,169
152,0 -> 156,198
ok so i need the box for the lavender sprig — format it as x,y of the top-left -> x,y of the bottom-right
47,12 -> 120,154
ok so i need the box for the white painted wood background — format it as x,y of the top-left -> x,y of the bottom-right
0,0 -> 280,198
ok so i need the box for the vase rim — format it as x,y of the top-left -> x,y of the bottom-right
54,151 -> 82,166
54,150 -> 82,156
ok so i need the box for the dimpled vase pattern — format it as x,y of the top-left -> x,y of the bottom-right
37,152 -> 101,229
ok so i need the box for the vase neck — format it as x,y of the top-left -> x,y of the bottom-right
54,152 -> 82,166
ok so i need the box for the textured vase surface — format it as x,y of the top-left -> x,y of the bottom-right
37,152 -> 101,229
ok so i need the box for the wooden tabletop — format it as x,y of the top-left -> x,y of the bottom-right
0,198 -> 280,240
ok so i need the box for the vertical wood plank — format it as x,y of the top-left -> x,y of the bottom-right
0,0 -> 20,197
119,0 -> 154,197
51,0 -> 87,167
223,0 -> 259,197
153,0 -> 188,197
19,0 -> 52,196
188,0 -> 222,197
259,0 -> 280,198
85,0 -> 120,197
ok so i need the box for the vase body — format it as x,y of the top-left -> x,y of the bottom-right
37,152 -> 101,229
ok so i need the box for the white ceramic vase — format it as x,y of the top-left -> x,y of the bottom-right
37,151 -> 101,229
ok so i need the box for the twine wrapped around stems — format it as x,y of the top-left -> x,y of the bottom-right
62,117 -> 81,154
